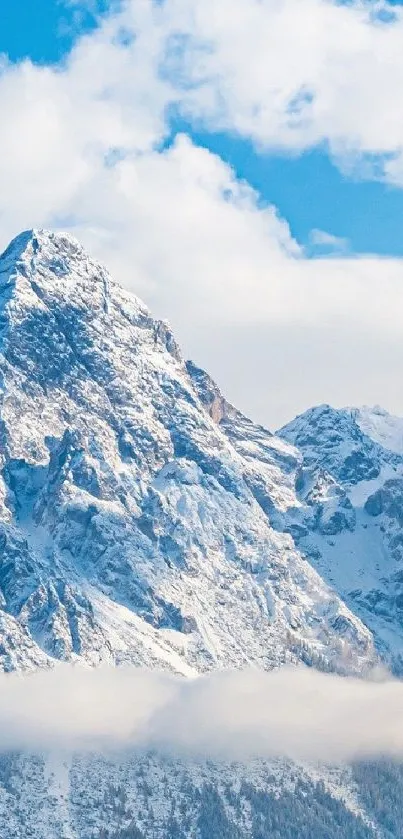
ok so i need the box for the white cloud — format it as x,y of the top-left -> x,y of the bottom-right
2,664 -> 403,765
1,1 -> 403,427
146,0 -> 403,179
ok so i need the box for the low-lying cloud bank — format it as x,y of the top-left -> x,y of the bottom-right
2,664 -> 403,763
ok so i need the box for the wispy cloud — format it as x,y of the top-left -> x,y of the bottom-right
309,229 -> 349,253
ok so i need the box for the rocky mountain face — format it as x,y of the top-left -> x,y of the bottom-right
278,405 -> 403,674
0,229 -> 376,677
0,229 -> 403,838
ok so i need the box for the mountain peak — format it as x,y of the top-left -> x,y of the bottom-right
0,228 -> 153,342
1,228 -> 84,266
279,402 -> 400,484
1,227 -> 100,296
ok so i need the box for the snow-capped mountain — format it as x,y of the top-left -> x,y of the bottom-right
0,229 -> 375,677
1,229 -> 403,838
278,405 -> 403,673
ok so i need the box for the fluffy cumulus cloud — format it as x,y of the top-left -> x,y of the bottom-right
1,0 -> 403,426
151,0 -> 403,174
2,664 -> 403,764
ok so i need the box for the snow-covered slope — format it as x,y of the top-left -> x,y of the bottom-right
351,405 -> 403,455
0,229 -> 376,677
279,405 -> 403,673
278,404 -> 400,484
1,229 -> 402,838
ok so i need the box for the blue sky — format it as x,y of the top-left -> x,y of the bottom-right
2,0 -> 403,259
0,1 -> 113,63
2,0 -> 403,425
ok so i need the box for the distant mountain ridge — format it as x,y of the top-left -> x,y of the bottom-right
278,404 -> 403,673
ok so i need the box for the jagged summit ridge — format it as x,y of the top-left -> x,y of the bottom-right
278,403 -> 400,484
0,227 -> 148,324
2,227 -> 84,257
